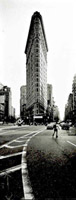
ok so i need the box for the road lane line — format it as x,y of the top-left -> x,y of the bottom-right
0,164 -> 21,176
0,127 -> 46,179
0,129 -> 44,149
5,144 -> 25,149
0,127 -> 45,158
0,152 -> 22,160
67,140 -> 76,147
13,139 -> 26,143
0,131 -> 36,149
22,127 -> 46,200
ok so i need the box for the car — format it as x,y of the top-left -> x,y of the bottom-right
0,121 -> 3,125
61,122 -> 69,130
47,122 -> 55,130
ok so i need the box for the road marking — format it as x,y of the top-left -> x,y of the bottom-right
7,128 -> 45,149
0,125 -> 46,200
5,144 -> 25,149
0,128 -> 45,149
0,152 -> 22,160
15,139 -> 26,142
0,131 -> 36,149
0,164 -> 21,176
22,127 -> 46,200
67,140 -> 76,147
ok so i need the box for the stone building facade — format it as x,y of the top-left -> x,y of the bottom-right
72,74 -> 76,110
20,85 -> 26,120
64,75 -> 76,122
25,11 -> 48,119
0,86 -> 12,121
47,84 -> 53,107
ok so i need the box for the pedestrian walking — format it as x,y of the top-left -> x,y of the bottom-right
52,123 -> 58,138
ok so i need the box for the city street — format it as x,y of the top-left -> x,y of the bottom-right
26,126 -> 76,199
0,124 -> 45,199
1,1 -> 76,200
0,124 -> 76,199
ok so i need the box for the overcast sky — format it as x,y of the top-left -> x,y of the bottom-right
0,0 -> 76,119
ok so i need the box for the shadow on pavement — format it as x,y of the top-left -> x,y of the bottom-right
26,147 -> 76,199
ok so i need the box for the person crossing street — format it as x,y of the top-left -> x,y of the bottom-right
52,123 -> 58,138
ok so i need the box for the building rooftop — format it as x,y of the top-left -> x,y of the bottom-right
25,11 -> 48,54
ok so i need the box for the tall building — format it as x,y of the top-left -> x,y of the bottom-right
47,84 -> 53,121
0,103 -> 4,121
68,93 -> 73,112
64,74 -> 76,122
11,106 -> 15,119
0,83 -> 3,90
25,11 -> 48,119
47,84 -> 53,107
53,105 -> 60,121
72,74 -> 76,110
0,86 -> 12,121
20,85 -> 26,120
64,93 -> 73,121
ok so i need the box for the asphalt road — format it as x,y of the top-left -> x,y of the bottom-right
26,128 -> 76,199
0,124 -> 45,199
0,125 -> 76,199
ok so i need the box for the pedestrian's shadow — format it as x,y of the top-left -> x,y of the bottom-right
52,135 -> 59,145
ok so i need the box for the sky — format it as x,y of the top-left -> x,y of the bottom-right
0,0 -> 76,120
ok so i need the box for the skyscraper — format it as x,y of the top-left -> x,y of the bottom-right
64,93 -> 73,121
72,74 -> 76,110
0,86 -> 12,121
25,11 -> 48,119
47,84 -> 53,107
20,85 -> 26,120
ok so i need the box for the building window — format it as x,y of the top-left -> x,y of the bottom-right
35,63 -> 38,67
35,49 -> 39,53
36,43 -> 38,47
36,39 -> 39,43
36,68 -> 38,72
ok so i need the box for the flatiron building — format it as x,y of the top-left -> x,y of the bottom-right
25,11 -> 48,118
